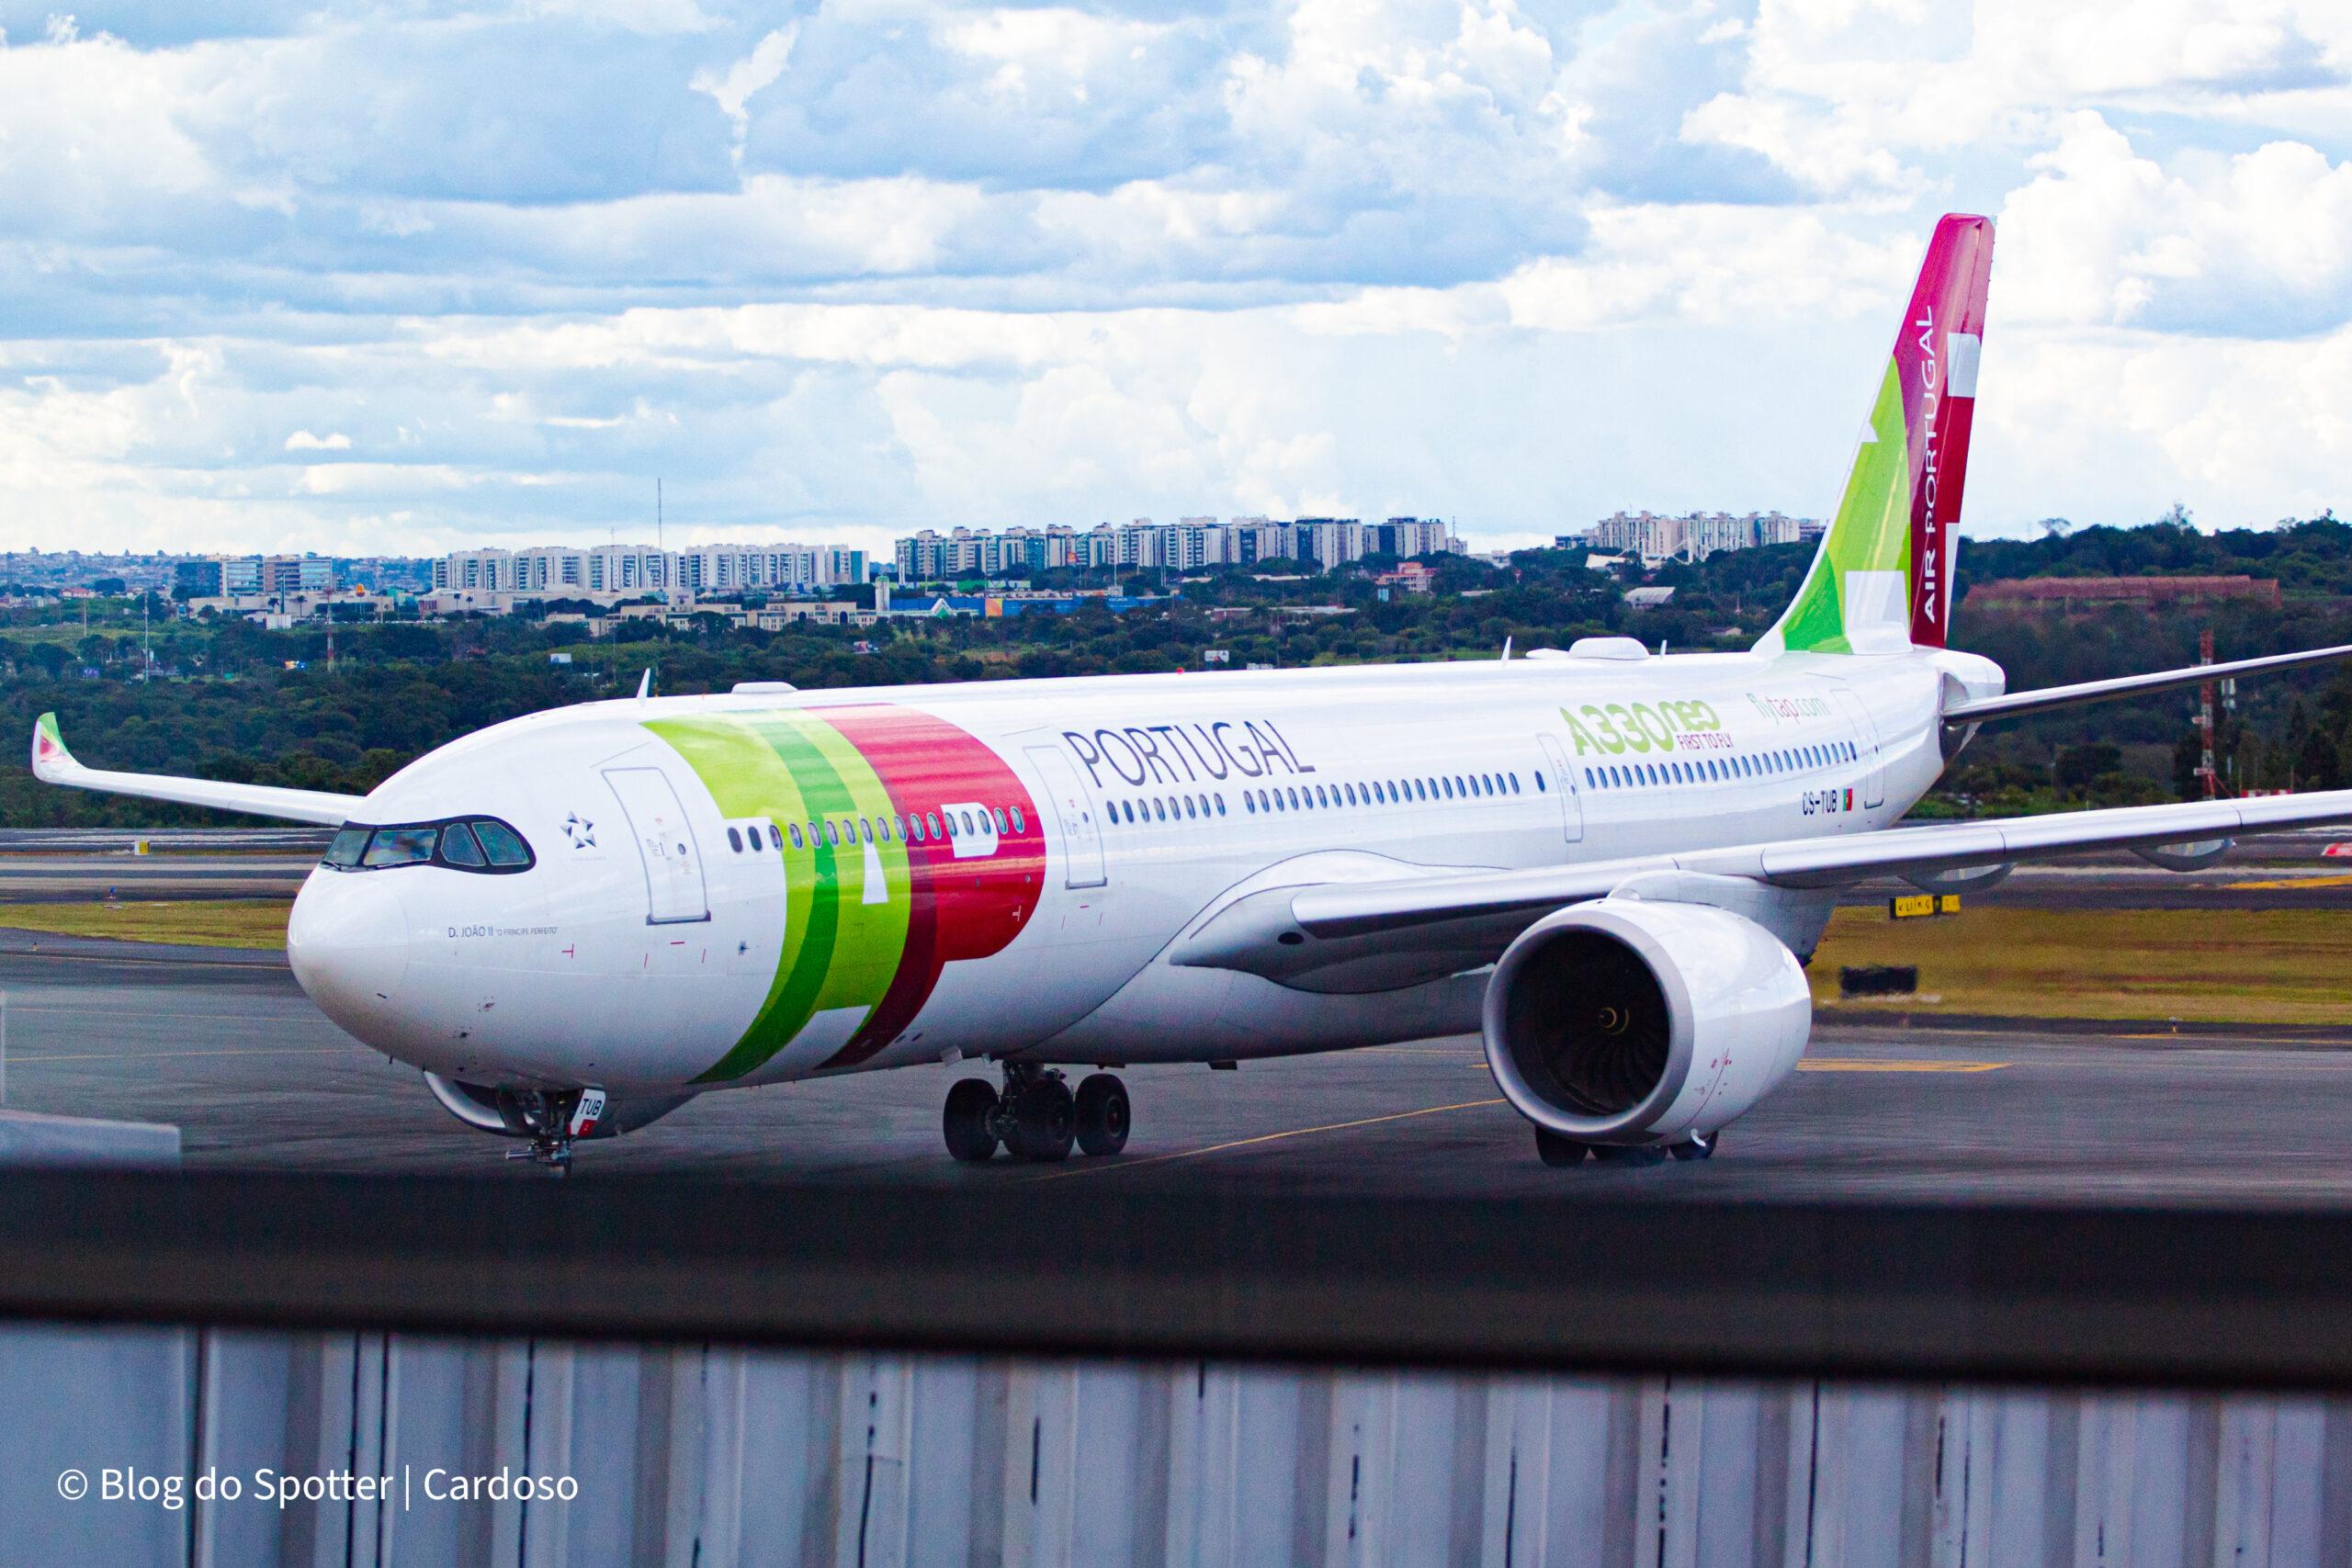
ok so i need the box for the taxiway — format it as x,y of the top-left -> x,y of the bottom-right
6,930 -> 2352,1204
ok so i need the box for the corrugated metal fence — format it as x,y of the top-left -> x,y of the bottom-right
6,1322 -> 2349,1566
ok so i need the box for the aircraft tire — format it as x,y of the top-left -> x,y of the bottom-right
1074,1074 -> 1130,1157
1590,1144 -> 1669,1168
1669,1133 -> 1718,1162
1010,1077 -> 1076,1162
943,1078 -> 1001,1162
1534,1128 -> 1589,1168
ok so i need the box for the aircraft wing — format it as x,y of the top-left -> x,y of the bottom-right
1943,642 -> 2352,724
31,712 -> 365,828
1170,788 -> 2352,990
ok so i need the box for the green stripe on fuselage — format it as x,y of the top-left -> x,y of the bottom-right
648,714 -> 911,1083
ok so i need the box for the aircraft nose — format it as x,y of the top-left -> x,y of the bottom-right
287,871 -> 413,1043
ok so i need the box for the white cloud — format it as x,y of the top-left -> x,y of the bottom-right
1997,112 -> 2352,333
692,23 -> 799,153
0,0 -> 2344,556
524,0 -> 723,35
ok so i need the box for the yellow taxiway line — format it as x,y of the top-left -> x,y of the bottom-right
1040,1098 -> 1507,1179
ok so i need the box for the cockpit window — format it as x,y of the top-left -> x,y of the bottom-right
473,820 -> 531,867
363,826 -> 437,867
441,822 -> 487,866
323,818 -> 536,875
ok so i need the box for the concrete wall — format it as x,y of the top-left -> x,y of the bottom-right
6,1322 -> 2350,1566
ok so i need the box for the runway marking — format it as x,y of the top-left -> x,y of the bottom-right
1800,1059 -> 2007,1072
12,1048 -> 355,1063
3,1008 -> 313,1022
2112,1032 -> 2352,1046
2224,874 -> 2352,890
0,950 -> 287,970
2107,1041 -> 2352,1060
1039,1098 -> 1507,1179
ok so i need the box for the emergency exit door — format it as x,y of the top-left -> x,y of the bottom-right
1537,734 -> 1584,843
604,767 -> 711,923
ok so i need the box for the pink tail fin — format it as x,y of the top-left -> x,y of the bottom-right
1756,215 -> 1994,657
1905,215 -> 1994,649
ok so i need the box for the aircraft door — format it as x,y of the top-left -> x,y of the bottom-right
1831,691 -> 1888,808
1025,746 -> 1106,888
1536,734 -> 1584,843
604,767 -> 711,923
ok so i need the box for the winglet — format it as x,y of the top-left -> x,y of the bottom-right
31,713 -> 75,781
635,668 -> 651,705
28,709 -> 363,825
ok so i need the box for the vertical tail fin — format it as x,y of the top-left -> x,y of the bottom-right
1757,214 -> 1994,656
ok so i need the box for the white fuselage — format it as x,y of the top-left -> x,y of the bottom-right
286,646 -> 1994,1096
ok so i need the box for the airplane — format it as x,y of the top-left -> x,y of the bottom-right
33,212 -> 2352,1171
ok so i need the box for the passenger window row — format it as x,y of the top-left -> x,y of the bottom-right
1107,792 -> 1225,825
1105,771 -> 1526,826
322,818 -> 535,874
1585,740 -> 1857,792
726,806 -> 1030,854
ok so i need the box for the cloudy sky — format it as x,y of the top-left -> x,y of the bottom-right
0,0 -> 2346,560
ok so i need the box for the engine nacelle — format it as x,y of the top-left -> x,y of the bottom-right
1482,899 -> 1811,1145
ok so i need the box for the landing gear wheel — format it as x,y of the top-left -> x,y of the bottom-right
499,1088 -> 581,1176
943,1078 -> 1001,1162
1669,1132 -> 1718,1162
1534,1128 -> 1589,1168
1590,1144 -> 1668,1168
1009,1075 -> 1076,1162
1074,1074 -> 1130,1156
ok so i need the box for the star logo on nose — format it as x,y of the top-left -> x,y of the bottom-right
561,812 -> 597,850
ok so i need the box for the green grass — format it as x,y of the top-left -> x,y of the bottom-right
1812,907 -> 2352,1025
0,900 -> 290,949
0,899 -> 2341,1020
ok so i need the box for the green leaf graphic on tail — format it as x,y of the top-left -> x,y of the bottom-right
1766,357 -> 1912,655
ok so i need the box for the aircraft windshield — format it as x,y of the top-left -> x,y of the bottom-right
323,818 -> 536,875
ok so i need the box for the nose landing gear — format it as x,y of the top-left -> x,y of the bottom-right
943,1065 -> 1129,1163
508,1135 -> 575,1173
498,1087 -> 604,1176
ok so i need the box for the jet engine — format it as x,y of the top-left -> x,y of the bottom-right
1481,898 -> 1811,1145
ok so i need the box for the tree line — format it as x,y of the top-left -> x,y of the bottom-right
6,517 -> 2349,827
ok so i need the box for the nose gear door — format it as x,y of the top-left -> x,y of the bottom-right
604,767 -> 711,923
1537,734 -> 1585,843
1024,746 -> 1106,888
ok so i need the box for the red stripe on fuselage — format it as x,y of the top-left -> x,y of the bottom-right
819,705 -> 1046,1068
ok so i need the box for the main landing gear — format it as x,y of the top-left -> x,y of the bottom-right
944,1064 -> 1131,1163
1534,1128 -> 1716,1168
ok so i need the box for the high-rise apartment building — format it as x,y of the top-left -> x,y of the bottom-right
433,543 -> 866,598
191,555 -> 334,595
1575,512 -> 1809,562
893,516 -> 1463,581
